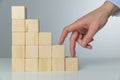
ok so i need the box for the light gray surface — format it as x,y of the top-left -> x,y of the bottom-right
1,58 -> 120,80
0,0 -> 120,58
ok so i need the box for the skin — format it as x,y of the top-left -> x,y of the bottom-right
59,1 -> 119,57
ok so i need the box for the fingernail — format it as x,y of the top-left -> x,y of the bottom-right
82,42 -> 86,47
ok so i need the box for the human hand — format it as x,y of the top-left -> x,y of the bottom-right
59,1 -> 118,57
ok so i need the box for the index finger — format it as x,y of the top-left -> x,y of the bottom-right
59,22 -> 83,44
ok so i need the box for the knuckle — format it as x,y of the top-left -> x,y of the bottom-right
63,27 -> 69,33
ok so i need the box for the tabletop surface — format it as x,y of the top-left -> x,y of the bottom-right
0,58 -> 120,80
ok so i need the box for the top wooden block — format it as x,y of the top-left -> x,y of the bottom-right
12,6 -> 26,19
39,32 -> 52,46
26,19 -> 39,32
52,45 -> 65,58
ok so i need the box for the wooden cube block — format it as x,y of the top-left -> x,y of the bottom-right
39,58 -> 51,71
25,59 -> 38,72
12,20 -> 26,32
12,59 -> 24,72
26,32 -> 38,46
52,58 -> 65,71
39,32 -> 52,46
12,6 -> 25,19
39,46 -> 51,58
12,32 -> 25,45
26,19 -> 39,32
65,57 -> 78,71
52,45 -> 65,58
12,45 -> 25,58
26,46 -> 38,58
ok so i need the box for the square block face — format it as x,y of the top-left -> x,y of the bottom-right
25,59 -> 38,72
26,32 -> 38,46
12,20 -> 25,32
39,32 -> 52,46
12,59 -> 24,72
12,6 -> 25,19
26,46 -> 38,58
39,58 -> 51,71
52,45 -> 65,58
26,19 -> 39,32
65,57 -> 78,71
12,32 -> 25,45
12,45 -> 25,58
52,58 -> 65,71
39,46 -> 51,58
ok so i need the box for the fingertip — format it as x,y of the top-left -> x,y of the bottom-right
81,41 -> 87,48
86,44 -> 92,49
58,40 -> 62,45
71,50 -> 76,57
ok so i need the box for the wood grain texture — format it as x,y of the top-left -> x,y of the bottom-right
12,19 -> 26,32
26,19 -> 39,32
52,58 -> 65,71
25,59 -> 38,72
39,46 -> 51,58
26,46 -> 38,58
12,45 -> 25,58
12,6 -> 25,19
65,57 -> 78,71
12,32 -> 25,45
12,59 -> 24,72
26,32 -> 38,46
39,58 -> 51,71
52,45 -> 65,58
39,32 -> 52,46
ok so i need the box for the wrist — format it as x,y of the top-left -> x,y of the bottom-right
101,1 -> 119,17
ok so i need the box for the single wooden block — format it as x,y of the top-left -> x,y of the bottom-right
12,19 -> 26,32
39,46 -> 51,58
26,19 -> 39,32
12,6 -> 25,19
26,32 -> 38,46
52,58 -> 65,71
39,58 -> 51,71
39,32 -> 52,46
12,59 -> 24,72
12,32 -> 25,45
26,46 -> 38,58
52,45 -> 65,58
25,59 -> 38,72
12,45 -> 25,58
65,57 -> 78,71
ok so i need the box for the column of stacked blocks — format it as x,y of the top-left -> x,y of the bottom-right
12,6 -> 79,72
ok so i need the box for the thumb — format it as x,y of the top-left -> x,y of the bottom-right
81,24 -> 98,47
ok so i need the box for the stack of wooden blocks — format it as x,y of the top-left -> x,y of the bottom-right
12,6 -> 78,72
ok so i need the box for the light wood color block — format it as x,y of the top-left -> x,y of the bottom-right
12,45 -> 25,58
26,46 -> 38,58
65,57 -> 78,71
39,58 -> 51,71
52,45 -> 65,58
25,59 -> 38,72
26,32 -> 38,46
39,46 -> 51,58
12,6 -> 25,19
12,19 -> 25,32
12,32 -> 25,45
52,58 -> 65,71
39,32 -> 52,46
12,59 -> 24,72
26,19 -> 39,32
